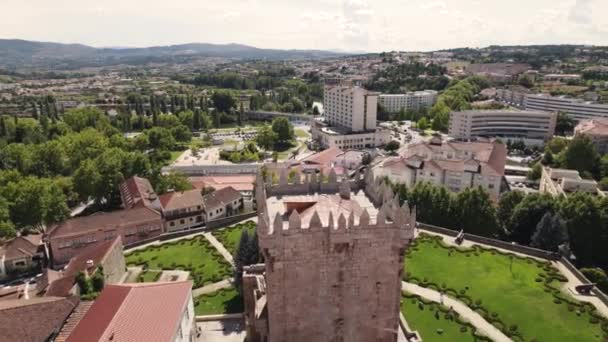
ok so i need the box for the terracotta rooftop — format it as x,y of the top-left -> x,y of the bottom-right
119,176 -> 161,211
0,234 -> 43,260
576,119 -> 608,136
159,189 -> 205,211
66,281 -> 192,342
0,296 -> 78,342
203,186 -> 242,209
54,300 -> 95,342
48,207 -> 161,240
45,237 -> 121,297
188,175 -> 255,192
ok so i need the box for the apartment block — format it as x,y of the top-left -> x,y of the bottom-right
575,119 -> 608,154
378,90 -> 438,113
540,167 -> 606,198
448,110 -> 557,145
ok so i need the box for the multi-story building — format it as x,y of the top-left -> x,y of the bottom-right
378,90 -> 438,113
448,110 -> 557,146
65,281 -> 195,342
373,138 -> 507,199
312,79 -> 391,149
244,169 -> 415,342
201,186 -> 244,222
540,167 -> 606,198
159,189 -> 206,232
323,79 -> 378,132
47,206 -> 163,266
496,89 -> 608,121
574,118 -> 608,154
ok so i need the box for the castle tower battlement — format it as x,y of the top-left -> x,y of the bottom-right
251,167 -> 415,342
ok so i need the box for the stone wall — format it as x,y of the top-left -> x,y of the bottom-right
255,168 -> 415,342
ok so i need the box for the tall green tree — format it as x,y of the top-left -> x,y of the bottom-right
271,117 -> 294,143
497,191 -> 525,232
453,187 -> 498,237
507,193 -> 556,245
563,135 -> 600,176
555,112 -> 575,136
531,212 -> 568,252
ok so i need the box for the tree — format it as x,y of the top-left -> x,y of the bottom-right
531,212 -> 568,251
527,162 -> 542,180
211,91 -> 236,113
555,112 -> 575,136
497,191 -> 525,232
518,75 -> 534,88
170,125 -> 192,143
542,151 -> 554,166
581,268 -> 608,293
193,109 -> 202,130
559,192 -> 607,267
384,140 -> 400,153
563,135 -> 599,176
238,102 -> 244,126
453,187 -> 498,237
233,230 -> 260,293
154,172 -> 192,194
177,110 -> 194,129
91,268 -> 105,292
417,117 -> 429,130
63,107 -> 110,132
271,117 -> 294,143
75,272 -> 92,294
507,193 -> 556,245
545,137 -> 569,154
256,125 -> 278,151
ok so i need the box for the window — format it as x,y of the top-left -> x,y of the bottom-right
170,222 -> 175,227
180,219 -> 185,224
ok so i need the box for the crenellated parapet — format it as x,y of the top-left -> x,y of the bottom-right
256,167 -> 415,252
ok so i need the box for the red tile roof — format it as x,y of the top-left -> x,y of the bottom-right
188,175 -> 255,192
203,186 -> 242,209
46,237 -> 122,297
48,207 -> 161,240
159,189 -> 204,211
0,296 -> 79,342
119,176 -> 161,211
66,281 -> 193,342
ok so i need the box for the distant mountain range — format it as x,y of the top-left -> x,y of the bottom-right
0,39 -> 348,71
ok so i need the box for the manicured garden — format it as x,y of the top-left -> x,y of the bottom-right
194,287 -> 244,315
404,234 -> 608,342
212,221 -> 257,255
401,293 -> 483,342
126,236 -> 232,288
138,269 -> 162,283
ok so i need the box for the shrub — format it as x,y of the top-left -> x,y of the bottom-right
460,326 -> 468,333
553,299 -> 562,304
509,324 -> 518,332
590,317 -> 600,324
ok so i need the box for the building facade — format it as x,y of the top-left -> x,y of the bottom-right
323,80 -> 378,132
575,119 -> 608,154
373,138 -> 507,199
160,189 -> 206,232
378,91 -> 438,113
448,110 -> 557,145
0,234 -> 43,280
47,207 -> 163,266
244,170 -> 415,342
496,89 -> 608,121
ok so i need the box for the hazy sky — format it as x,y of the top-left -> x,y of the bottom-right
1,0 -> 607,52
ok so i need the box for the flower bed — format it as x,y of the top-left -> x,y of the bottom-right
212,220 -> 257,255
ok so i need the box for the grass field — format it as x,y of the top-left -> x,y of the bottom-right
212,221 -> 257,255
405,235 -> 607,342
401,294 -> 478,342
194,287 -> 244,315
126,236 -> 232,288
295,128 -> 310,138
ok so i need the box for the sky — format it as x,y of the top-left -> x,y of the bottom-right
1,0 -> 607,52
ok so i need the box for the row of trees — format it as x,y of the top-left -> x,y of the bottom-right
391,180 -> 608,270
0,107 -> 194,239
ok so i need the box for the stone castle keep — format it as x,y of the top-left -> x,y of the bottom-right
243,168 -> 416,342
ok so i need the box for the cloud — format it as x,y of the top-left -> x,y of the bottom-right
222,11 -> 241,20
568,0 -> 593,24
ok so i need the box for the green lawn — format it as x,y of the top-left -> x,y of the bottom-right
295,128 -> 310,138
212,221 -> 256,255
126,236 -> 232,288
168,149 -> 186,163
194,287 -> 244,315
401,293 -> 479,342
405,234 -> 607,342
138,269 -> 162,282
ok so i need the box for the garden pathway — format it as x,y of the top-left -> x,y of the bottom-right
124,266 -> 143,283
402,281 -> 512,342
204,232 -> 235,266
416,228 -> 608,318
192,278 -> 235,297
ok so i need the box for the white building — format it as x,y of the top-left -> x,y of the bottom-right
496,89 -> 608,121
540,167 -> 606,198
378,90 -> 438,113
312,79 -> 391,149
448,110 -> 557,146
323,79 -> 378,132
373,138 -> 507,199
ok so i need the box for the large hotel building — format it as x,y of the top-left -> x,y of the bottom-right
448,110 -> 557,145
497,89 -> 608,121
312,79 -> 390,150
